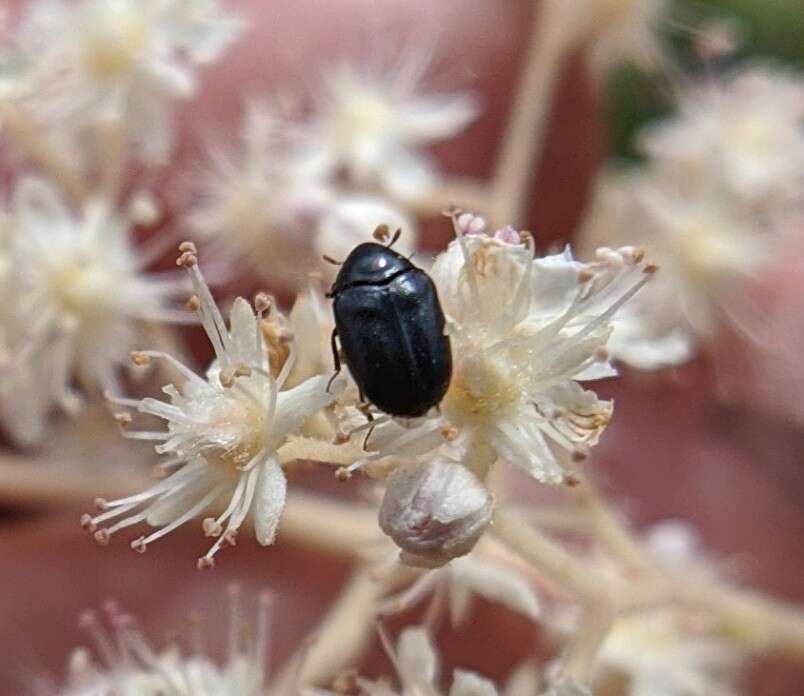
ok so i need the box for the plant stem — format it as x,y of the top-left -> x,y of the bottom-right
572,473 -> 658,578
492,508 -> 612,684
267,564 -> 382,693
489,5 -> 572,228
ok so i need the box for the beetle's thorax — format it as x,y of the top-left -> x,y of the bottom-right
329,242 -> 413,295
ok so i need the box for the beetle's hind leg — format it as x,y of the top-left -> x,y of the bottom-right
326,329 -> 341,393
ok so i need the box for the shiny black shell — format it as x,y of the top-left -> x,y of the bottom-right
329,242 -> 452,417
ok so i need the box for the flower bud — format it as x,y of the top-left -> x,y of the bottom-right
379,458 -> 494,567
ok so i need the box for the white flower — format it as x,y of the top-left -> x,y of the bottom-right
312,61 -> 477,200
596,609 -> 739,696
48,589 -> 270,696
0,178 -> 185,446
82,243 -> 343,567
580,168 -> 769,369
640,64 -> 804,213
379,553 -> 540,628
188,101 -> 336,291
4,0 -> 244,163
348,213 -> 653,488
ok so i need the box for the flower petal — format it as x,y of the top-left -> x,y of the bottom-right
450,557 -> 540,621
449,670 -> 500,696
254,457 -> 287,546
397,628 -> 439,690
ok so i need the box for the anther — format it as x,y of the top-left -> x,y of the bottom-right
203,518 -> 222,537
219,370 -> 235,388
372,224 -> 391,242
644,263 -> 659,275
578,269 -> 594,283
197,556 -> 215,571
563,473 -> 581,486
186,295 -> 201,311
177,251 -> 197,268
80,513 -> 97,532
131,351 -> 151,366
178,241 -> 197,254
131,537 -> 147,553
114,412 -> 132,429
571,449 -> 588,463
94,529 -> 111,545
94,498 -> 109,511
335,466 -> 352,482
254,292 -> 272,314
440,425 -> 459,441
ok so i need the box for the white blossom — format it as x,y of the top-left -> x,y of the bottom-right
0,178 -> 186,446
82,244 -> 344,567
44,589 -> 270,696
3,0 -> 244,163
345,213 -> 653,491
640,64 -> 804,213
580,168 -> 770,369
188,101 -> 336,291
312,60 -> 476,200
596,609 -> 739,696
379,553 -> 540,628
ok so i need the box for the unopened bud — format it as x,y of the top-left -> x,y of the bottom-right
378,458 -> 493,567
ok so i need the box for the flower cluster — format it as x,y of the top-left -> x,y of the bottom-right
344,212 -> 653,565
82,243 -> 344,568
0,178 -> 186,446
581,63 -> 804,369
38,589 -> 271,696
187,100 -> 419,291
310,626 -> 590,696
186,53 -> 476,290
2,0 -> 244,164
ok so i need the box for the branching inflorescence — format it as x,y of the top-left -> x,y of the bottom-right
0,1 -> 803,695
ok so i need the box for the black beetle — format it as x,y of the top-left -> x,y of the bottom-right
326,231 -> 452,418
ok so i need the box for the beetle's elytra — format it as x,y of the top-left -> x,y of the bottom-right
327,240 -> 452,418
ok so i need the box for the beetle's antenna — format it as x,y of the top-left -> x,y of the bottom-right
322,254 -> 343,266
387,228 -> 402,248
372,224 -> 391,243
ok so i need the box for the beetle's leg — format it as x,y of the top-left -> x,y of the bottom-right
359,407 -> 376,451
322,254 -> 343,266
363,422 -> 377,451
326,329 -> 341,393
